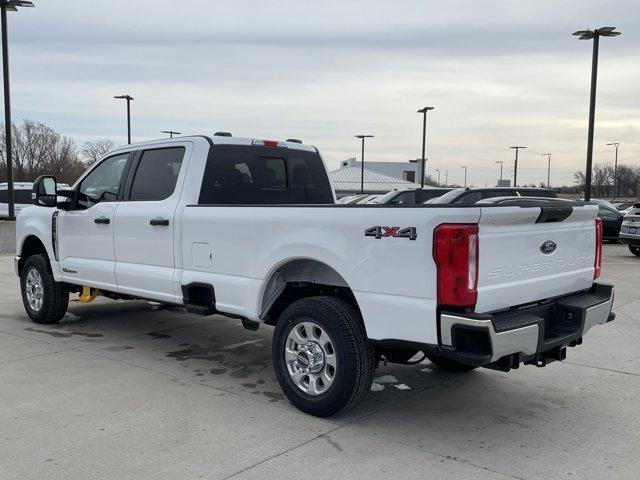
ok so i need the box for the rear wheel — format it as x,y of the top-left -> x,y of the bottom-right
630,245 -> 640,257
425,352 -> 477,372
272,296 -> 374,417
20,255 -> 69,324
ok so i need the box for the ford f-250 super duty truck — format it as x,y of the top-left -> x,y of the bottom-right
15,134 -> 615,416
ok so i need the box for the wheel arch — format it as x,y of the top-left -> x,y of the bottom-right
17,234 -> 49,276
259,257 -> 363,329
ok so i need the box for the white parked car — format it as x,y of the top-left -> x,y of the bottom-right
14,135 -> 615,416
620,203 -> 640,256
0,182 -> 34,218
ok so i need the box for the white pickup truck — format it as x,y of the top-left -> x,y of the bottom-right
15,135 -> 615,416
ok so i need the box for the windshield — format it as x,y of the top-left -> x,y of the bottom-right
427,189 -> 465,204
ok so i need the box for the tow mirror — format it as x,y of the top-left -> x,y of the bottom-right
32,175 -> 57,207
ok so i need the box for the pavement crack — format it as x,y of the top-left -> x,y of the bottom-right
563,361 -> 640,377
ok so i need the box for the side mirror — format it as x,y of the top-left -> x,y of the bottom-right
32,175 -> 57,207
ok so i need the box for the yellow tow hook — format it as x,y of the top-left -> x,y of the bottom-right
73,286 -> 100,303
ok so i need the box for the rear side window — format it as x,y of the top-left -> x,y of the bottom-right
198,145 -> 333,205
517,189 -> 556,198
483,189 -> 516,199
129,147 -> 185,201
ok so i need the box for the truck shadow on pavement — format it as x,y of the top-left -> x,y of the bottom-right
11,298 -> 613,429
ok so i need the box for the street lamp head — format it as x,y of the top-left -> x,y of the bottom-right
114,94 -> 134,101
573,27 -> 621,40
596,26 -> 621,37
606,142 -> 620,147
417,106 -> 435,113
495,160 -> 503,164
2,0 -> 35,11
510,146 -> 527,150
354,134 -> 374,139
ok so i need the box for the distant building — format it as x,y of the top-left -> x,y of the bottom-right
329,166 -> 418,198
497,179 -> 512,187
338,158 -> 426,184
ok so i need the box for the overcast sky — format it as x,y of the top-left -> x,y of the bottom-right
4,0 -> 640,186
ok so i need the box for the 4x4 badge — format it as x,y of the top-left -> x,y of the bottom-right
365,226 -> 417,240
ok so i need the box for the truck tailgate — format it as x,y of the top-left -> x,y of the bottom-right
475,204 -> 598,313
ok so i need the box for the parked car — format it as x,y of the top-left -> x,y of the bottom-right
374,187 -> 452,205
355,194 -> 380,204
337,194 -> 368,204
596,205 -> 624,241
427,187 -> 557,205
614,202 -> 636,211
620,203 -> 640,256
590,199 -> 618,211
15,135 -> 614,417
0,182 -> 34,218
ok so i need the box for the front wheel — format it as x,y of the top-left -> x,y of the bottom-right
272,296 -> 375,417
630,245 -> 640,257
20,255 -> 69,324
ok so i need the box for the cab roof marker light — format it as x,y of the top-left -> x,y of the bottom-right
251,139 -> 287,148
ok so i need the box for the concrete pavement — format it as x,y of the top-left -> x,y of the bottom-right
1,244 -> 638,479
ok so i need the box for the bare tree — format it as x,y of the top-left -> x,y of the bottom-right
81,139 -> 115,165
575,163 -> 640,198
0,119 -> 86,185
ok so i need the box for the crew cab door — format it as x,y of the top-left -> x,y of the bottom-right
113,145 -> 189,303
57,152 -> 132,290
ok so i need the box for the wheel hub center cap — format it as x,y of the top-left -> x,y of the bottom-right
296,342 -> 325,374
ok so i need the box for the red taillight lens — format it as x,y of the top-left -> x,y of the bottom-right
433,224 -> 479,309
594,217 -> 603,279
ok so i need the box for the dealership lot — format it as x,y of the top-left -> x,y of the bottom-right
0,244 -> 638,480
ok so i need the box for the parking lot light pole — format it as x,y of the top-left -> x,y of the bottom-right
495,161 -> 503,184
162,130 -> 181,138
1,0 -> 34,221
114,94 -> 134,144
573,27 -> 621,201
434,169 -> 440,187
417,106 -> 434,188
355,134 -> 373,194
461,165 -> 468,188
606,142 -> 620,198
510,146 -> 526,186
445,169 -> 448,187
541,153 -> 551,188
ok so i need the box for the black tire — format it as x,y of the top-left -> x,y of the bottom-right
630,245 -> 640,257
20,254 -> 69,324
272,296 -> 375,417
425,352 -> 478,372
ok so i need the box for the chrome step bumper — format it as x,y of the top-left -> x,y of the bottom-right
438,283 -> 614,368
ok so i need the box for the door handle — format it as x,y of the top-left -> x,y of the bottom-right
150,218 -> 170,226
94,217 -> 110,225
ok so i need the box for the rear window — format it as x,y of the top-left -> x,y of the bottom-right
0,189 -> 33,204
198,145 -> 333,205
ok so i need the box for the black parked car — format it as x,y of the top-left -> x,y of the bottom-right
426,187 -> 557,205
597,205 -> 625,241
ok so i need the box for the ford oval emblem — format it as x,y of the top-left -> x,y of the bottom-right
540,240 -> 557,254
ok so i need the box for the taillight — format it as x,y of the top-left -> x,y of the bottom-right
433,224 -> 479,309
594,217 -> 603,279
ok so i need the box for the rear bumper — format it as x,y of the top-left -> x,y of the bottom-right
438,283 -> 614,370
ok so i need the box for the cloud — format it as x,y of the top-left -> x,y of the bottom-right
3,0 -> 639,186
